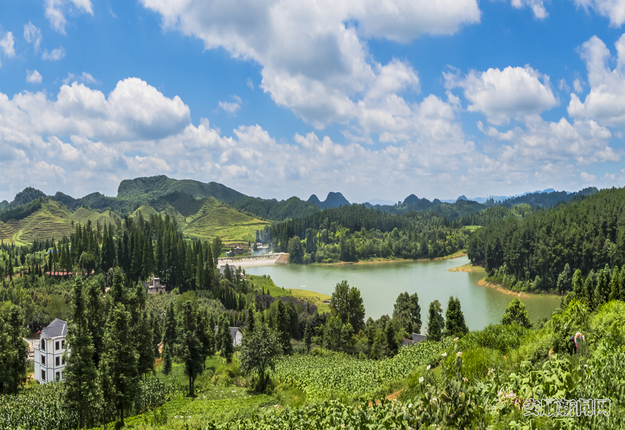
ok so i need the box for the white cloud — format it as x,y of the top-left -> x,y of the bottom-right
45,0 -> 93,34
445,65 -> 558,125
43,46 -> 66,61
26,70 -> 43,84
0,32 -> 15,59
511,0 -> 548,19
246,78 -> 254,90
573,0 -> 625,27
217,101 -> 241,116
62,72 -> 99,85
567,34 -> 625,126
139,0 -> 480,129
559,79 -> 571,92
573,78 -> 584,93
581,171 -> 596,182
24,22 -> 43,53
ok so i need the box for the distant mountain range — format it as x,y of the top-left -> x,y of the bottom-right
307,192 -> 351,209
0,175 -> 601,245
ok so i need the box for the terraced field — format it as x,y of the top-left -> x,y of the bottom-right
181,197 -> 269,244
0,197 -> 269,245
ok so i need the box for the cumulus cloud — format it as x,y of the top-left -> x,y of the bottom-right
24,22 -> 42,52
139,0 -> 480,129
567,34 -> 625,126
511,0 -> 548,19
246,78 -> 254,90
445,65 -> 558,124
218,101 -> 240,116
26,70 -> 43,84
0,72 -> 619,206
573,78 -> 584,93
43,46 -> 66,61
45,0 -> 93,34
0,32 -> 15,59
573,0 -> 625,27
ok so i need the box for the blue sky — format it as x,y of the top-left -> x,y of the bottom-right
2,0 -> 625,203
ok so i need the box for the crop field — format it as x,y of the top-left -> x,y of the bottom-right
111,387 -> 277,429
274,338 -> 454,401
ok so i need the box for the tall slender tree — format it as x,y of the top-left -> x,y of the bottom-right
63,277 -> 100,428
100,303 -> 139,427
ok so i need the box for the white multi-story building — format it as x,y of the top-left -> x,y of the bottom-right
34,319 -> 69,384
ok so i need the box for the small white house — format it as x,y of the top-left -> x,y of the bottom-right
214,326 -> 243,347
34,319 -> 69,384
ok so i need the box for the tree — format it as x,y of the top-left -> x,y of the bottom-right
239,323 -> 283,392
100,303 -> 139,427
392,292 -> 421,335
0,305 -> 28,395
443,296 -> 468,338
162,302 -> 176,375
217,313 -> 234,363
426,300 -> 445,341
501,298 -> 532,328
84,277 -> 105,368
385,320 -> 398,357
179,301 -> 204,397
275,300 -> 293,355
287,236 -> 304,264
304,320 -> 312,353
329,280 -> 365,332
212,237 -> 223,268
63,277 -> 100,428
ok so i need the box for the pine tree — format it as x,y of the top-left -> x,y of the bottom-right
443,297 -> 469,338
385,320 -> 398,357
276,300 -> 293,355
84,279 -> 105,367
110,267 -> 126,306
0,305 -> 28,394
426,300 -> 445,341
63,277 -> 100,428
218,313 -> 234,363
609,268 -> 621,301
179,301 -> 204,397
162,303 -> 176,375
501,298 -> 532,328
100,303 -> 139,427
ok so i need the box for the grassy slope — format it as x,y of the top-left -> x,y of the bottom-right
247,274 -> 331,314
182,197 -> 269,244
0,198 -> 269,245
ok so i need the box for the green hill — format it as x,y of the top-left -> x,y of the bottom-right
117,175 -> 246,204
181,197 -> 269,243
0,200 -> 119,245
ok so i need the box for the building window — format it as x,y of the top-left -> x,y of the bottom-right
56,356 -> 60,366
61,340 -> 65,349
41,340 -> 45,350
55,341 -> 59,350
62,356 -> 65,365
55,372 -> 60,381
41,370 -> 45,381
41,354 -> 45,365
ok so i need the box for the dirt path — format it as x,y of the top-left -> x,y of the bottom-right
275,253 -> 289,264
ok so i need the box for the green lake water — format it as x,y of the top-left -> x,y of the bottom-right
244,256 -> 561,331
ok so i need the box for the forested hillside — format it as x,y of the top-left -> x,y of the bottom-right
468,187 -> 625,292
268,204 -> 469,263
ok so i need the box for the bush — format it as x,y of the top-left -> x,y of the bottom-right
459,324 -> 529,353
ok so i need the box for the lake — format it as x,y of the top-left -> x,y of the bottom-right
244,256 -> 561,331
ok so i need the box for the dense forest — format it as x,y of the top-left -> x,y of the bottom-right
468,187 -> 625,292
267,204 -> 470,263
